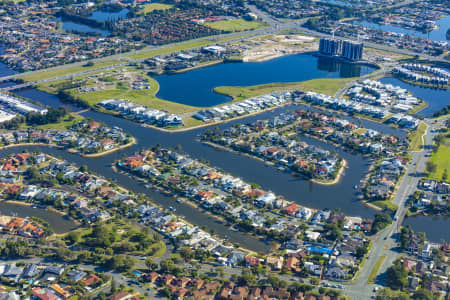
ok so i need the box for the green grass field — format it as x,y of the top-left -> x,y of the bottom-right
371,200 -> 399,212
74,77 -> 355,117
127,34 -> 252,60
139,3 -> 173,14
408,100 -> 427,115
427,131 -> 450,182
204,19 -> 264,32
368,255 -> 386,284
408,121 -> 427,151
353,128 -> 367,136
18,60 -> 122,82
79,88 -> 198,115
31,114 -> 85,130
214,77 -> 356,100
63,69 -> 199,115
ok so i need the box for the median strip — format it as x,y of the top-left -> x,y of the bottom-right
367,255 -> 387,284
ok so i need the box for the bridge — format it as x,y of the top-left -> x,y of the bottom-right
0,81 -> 36,92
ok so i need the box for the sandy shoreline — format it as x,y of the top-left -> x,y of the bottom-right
80,137 -> 137,158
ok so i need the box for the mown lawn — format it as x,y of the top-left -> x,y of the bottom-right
353,128 -> 367,136
408,121 -> 427,151
139,3 -> 173,14
68,70 -> 199,114
368,255 -> 386,284
127,33 -> 252,60
214,77 -> 357,100
77,88 -> 198,115
204,19 -> 264,32
18,60 -> 122,82
371,200 -> 398,212
427,132 -> 450,182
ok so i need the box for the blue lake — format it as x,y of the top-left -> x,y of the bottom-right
357,15 -> 450,42
155,54 -> 376,107
59,19 -> 110,36
59,8 -> 129,36
379,77 -> 450,117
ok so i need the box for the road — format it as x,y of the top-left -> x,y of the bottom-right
0,1 -> 445,89
341,118 -> 444,300
0,5 -> 447,298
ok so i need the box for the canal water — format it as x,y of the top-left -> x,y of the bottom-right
0,202 -> 78,234
155,54 -> 376,107
404,215 -> 450,243
0,53 -> 448,245
355,15 -> 450,42
379,77 -> 450,117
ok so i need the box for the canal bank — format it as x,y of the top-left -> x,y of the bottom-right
0,202 -> 78,234
1,52 -> 446,245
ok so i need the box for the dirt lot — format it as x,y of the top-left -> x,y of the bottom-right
242,34 -> 318,62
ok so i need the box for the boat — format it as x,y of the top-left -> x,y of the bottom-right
353,184 -> 358,189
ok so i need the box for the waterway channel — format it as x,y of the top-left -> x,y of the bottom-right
380,77 -> 450,117
0,55 -> 448,247
0,202 -> 78,234
355,15 -> 450,42
404,215 -> 450,243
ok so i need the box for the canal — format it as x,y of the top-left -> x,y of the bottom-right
404,215 -> 450,243
0,202 -> 78,234
380,77 -> 450,118
0,53 -> 448,246
354,14 -> 450,42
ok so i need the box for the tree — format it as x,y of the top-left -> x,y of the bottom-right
237,270 -> 256,286
145,258 -> 158,271
386,261 -> 408,290
355,246 -> 368,259
268,275 -> 285,289
66,232 -> 80,245
372,213 -> 392,233
376,288 -> 410,300
310,277 -> 320,285
323,223 -> 342,241
412,289 -> 433,300
179,246 -> 194,262
442,169 -> 447,182
425,161 -> 437,174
